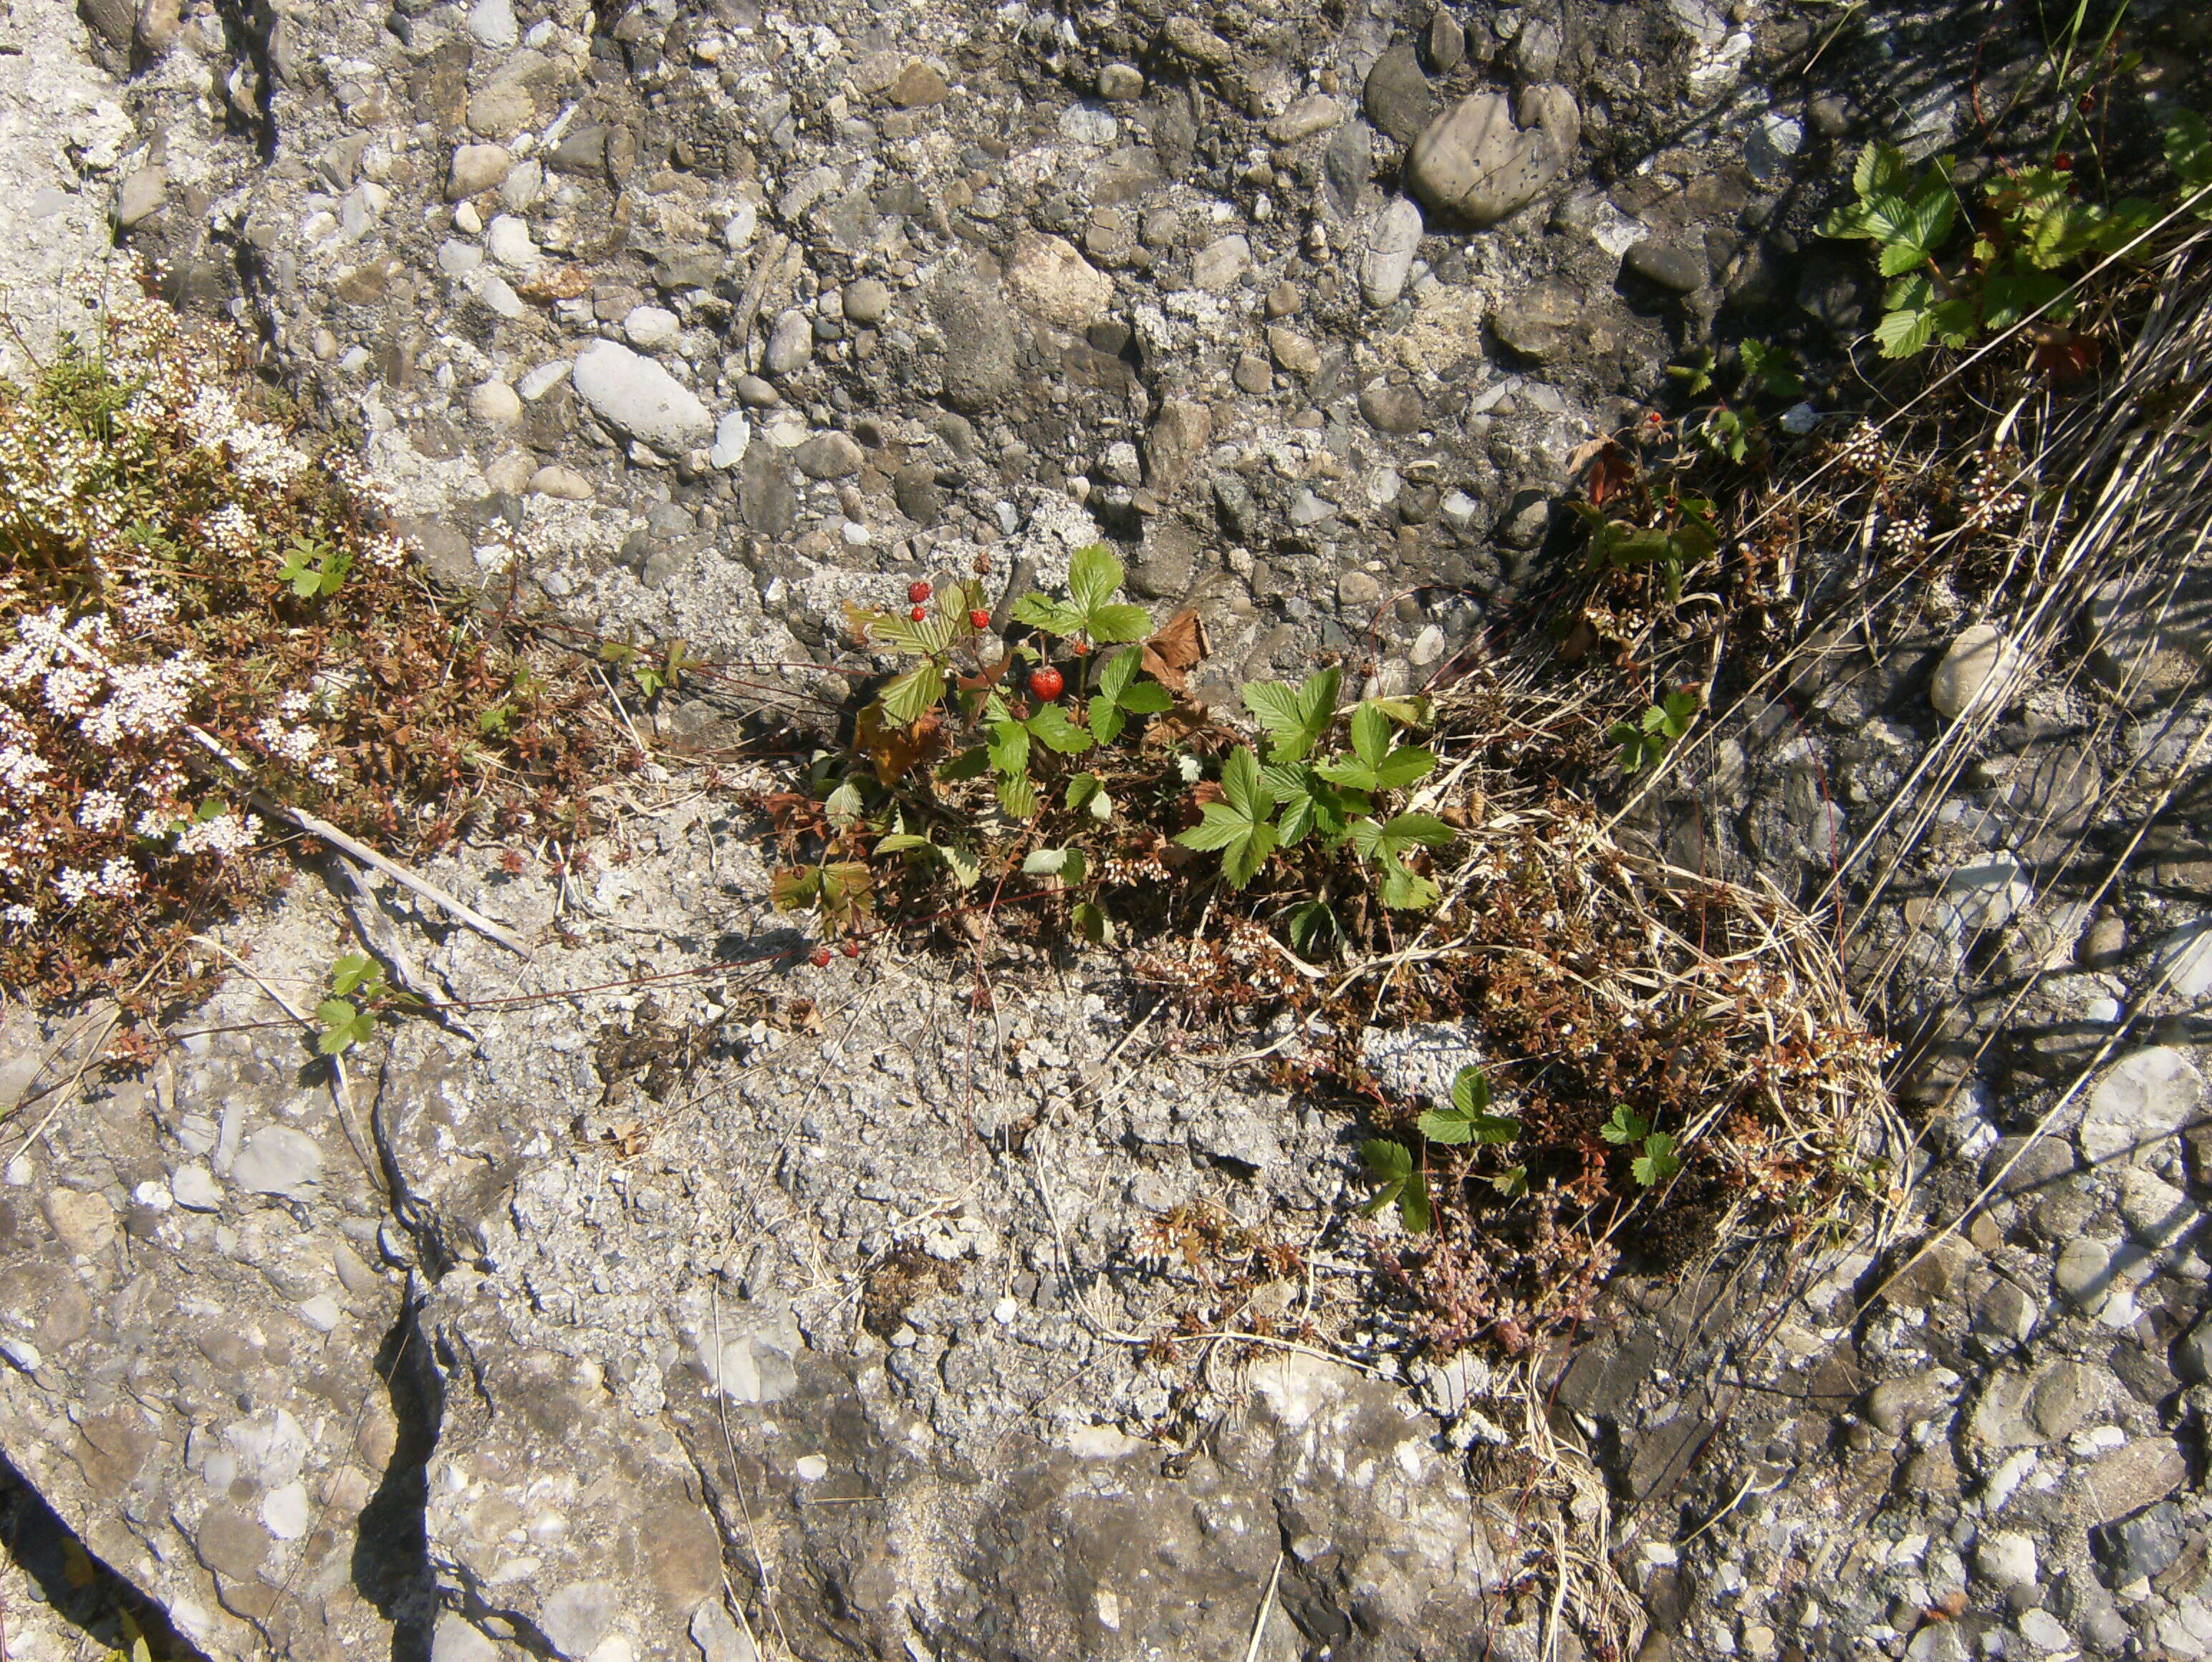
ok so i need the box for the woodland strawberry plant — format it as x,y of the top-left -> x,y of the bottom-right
764,546 -> 1461,955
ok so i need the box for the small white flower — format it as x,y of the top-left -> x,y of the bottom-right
77,789 -> 124,832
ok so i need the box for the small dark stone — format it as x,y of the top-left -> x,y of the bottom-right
739,446 -> 796,536
893,463 -> 942,527
2092,1502 -> 2187,1584
1361,42 -> 1438,148
1624,238 -> 1707,293
1323,119 -> 1373,220
1358,382 -> 1426,434
1212,472 -> 1258,541
1491,279 -> 1585,361
1424,9 -> 1466,72
549,124 -> 610,176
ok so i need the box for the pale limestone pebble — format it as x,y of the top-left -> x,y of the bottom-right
1407,87 -> 1580,225
762,307 -> 812,376
624,304 -> 680,350
1190,233 -> 1251,292
1359,196 -> 1425,309
484,213 -> 537,267
170,1163 -> 221,1211
709,411 -> 749,469
571,339 -> 713,451
2079,1046 -> 2202,1165
229,1125 -> 324,1199
448,143 -> 514,200
519,360 -> 571,400
1930,623 -> 2019,719
1269,94 -> 1345,143
530,465 -> 595,500
484,449 -> 537,495
841,277 -> 890,325
1004,229 -> 1114,328
469,380 -> 524,425
466,0 -> 517,49
42,1187 -> 116,1257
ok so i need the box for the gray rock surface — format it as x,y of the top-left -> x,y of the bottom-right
572,340 -> 716,453
10,2 -> 2212,1662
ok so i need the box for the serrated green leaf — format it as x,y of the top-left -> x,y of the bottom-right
876,832 -> 933,856
1398,1165 -> 1432,1231
2168,110 -> 2212,188
1065,772 -> 1104,812
987,719 -> 1031,777
996,770 -> 1038,819
1221,819 -> 1277,888
1067,543 -> 1123,613
1286,898 -> 1339,951
1377,856 -> 1440,911
879,663 -> 946,724
1418,1107 -> 1475,1145
1218,744 -> 1269,820
1492,1165 -> 1527,1199
1090,698 -> 1125,746
1875,293 -> 1940,358
1379,812 -> 1453,853
1011,593 -> 1082,636
1349,702 -> 1390,769
1373,745 -> 1437,790
1174,805 -> 1249,852
1117,681 -> 1172,714
1022,847 -> 1073,875
1452,1065 -> 1490,1117
1242,668 -> 1340,764
1632,1133 -> 1680,1187
941,840 -> 981,888
1024,701 -> 1095,754
824,778 -> 865,828
1087,603 -> 1153,643
331,953 -> 375,997
1853,140 -> 1910,200
938,746 -> 989,782
1097,646 -> 1138,703
316,998 -> 370,1055
1601,1104 -> 1648,1145
1074,900 -> 1110,943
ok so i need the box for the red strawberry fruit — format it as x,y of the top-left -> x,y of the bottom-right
968,608 -> 992,630
1029,666 -> 1065,701
910,605 -> 928,621
842,940 -> 861,958
908,580 -> 932,603
809,947 -> 832,968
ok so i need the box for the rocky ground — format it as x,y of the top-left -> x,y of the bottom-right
7,0 -> 2212,1659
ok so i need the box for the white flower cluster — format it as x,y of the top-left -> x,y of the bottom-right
175,810 -> 259,858
1966,451 -> 2026,529
176,387 -> 309,490
79,653 -> 210,749
77,789 -> 124,831
363,530 -> 414,570
203,503 -> 259,559
0,823 -> 53,877
54,858 -> 140,905
1836,419 -> 1884,476
252,716 -> 319,765
117,584 -> 178,632
323,451 -> 398,517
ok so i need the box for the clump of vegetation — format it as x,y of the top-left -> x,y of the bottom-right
763,547 -> 1890,1348
1822,113 -> 2212,360
0,263 -> 635,1006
